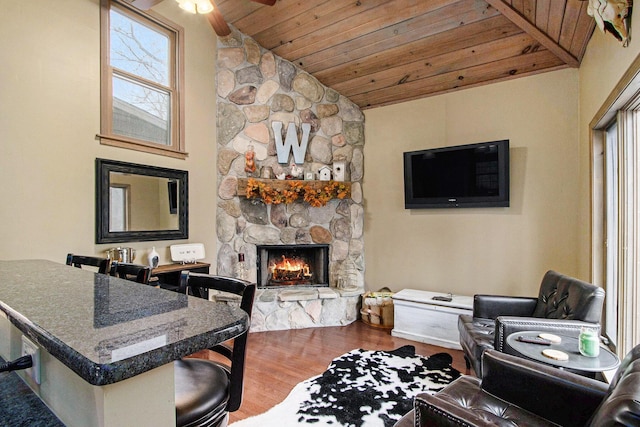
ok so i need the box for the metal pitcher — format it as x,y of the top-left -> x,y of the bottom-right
106,247 -> 136,263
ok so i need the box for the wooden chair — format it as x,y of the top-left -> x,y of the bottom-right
174,272 -> 256,427
109,261 -> 151,285
65,253 -> 110,274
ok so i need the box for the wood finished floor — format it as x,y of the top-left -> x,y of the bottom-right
194,321 -> 467,423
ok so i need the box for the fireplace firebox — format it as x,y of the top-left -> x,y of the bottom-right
256,244 -> 329,288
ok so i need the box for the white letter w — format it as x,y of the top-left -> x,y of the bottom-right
271,121 -> 311,164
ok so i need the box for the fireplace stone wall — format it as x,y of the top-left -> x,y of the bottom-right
214,29 -> 365,331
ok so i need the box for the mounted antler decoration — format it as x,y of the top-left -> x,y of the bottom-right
586,0 -> 633,47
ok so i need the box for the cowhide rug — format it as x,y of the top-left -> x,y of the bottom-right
230,345 -> 460,427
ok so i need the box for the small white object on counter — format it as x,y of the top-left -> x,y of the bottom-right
147,247 -> 159,268
170,243 -> 205,263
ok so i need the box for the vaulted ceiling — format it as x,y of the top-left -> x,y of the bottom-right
214,0 -> 596,110
139,0 -> 598,110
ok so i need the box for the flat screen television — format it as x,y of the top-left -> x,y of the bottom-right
403,140 -> 509,209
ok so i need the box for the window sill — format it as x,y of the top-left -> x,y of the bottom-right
97,134 -> 188,160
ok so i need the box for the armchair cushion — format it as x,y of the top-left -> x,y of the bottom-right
533,271 -> 605,322
472,295 -> 538,319
457,315 -> 493,377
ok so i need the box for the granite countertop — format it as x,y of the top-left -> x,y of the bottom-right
0,260 -> 249,386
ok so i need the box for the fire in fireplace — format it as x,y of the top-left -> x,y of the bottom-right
269,255 -> 312,285
257,244 -> 329,288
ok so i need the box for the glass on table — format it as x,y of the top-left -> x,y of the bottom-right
579,326 -> 600,357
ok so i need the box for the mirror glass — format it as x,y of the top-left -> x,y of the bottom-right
96,159 -> 188,243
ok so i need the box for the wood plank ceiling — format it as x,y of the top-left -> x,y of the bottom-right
213,0 -> 595,110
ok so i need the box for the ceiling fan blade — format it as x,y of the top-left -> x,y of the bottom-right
127,0 -> 164,10
207,1 -> 231,37
250,0 -> 276,5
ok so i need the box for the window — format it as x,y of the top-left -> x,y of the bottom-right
100,0 -> 185,158
592,59 -> 640,357
109,184 -> 130,232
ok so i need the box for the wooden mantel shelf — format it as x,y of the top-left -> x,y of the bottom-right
236,178 -> 351,199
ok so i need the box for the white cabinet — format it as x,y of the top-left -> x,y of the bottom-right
392,289 -> 473,350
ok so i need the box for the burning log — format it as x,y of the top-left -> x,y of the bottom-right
268,255 -> 312,286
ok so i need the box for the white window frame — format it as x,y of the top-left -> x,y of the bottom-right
109,184 -> 130,232
99,0 -> 186,159
591,57 -> 640,357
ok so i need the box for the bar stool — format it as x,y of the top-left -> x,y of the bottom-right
109,261 -> 151,285
66,253 -> 110,274
174,272 -> 255,427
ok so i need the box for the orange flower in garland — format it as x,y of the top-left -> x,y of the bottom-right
245,178 -> 348,207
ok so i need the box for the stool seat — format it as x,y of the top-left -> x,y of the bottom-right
175,359 -> 230,427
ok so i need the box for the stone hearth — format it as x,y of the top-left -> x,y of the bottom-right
211,286 -> 362,332
250,287 -> 361,332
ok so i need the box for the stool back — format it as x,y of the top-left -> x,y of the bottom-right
109,261 -> 151,285
179,272 -> 256,412
66,253 -> 110,274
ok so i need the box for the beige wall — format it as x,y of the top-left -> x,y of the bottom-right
0,0 -> 218,267
363,69 -> 581,297
578,7 -> 640,285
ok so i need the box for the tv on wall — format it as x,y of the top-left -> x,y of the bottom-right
403,140 -> 510,209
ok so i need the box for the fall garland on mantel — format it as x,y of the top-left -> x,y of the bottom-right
245,178 -> 349,207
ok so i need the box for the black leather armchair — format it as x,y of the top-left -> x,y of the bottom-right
394,346 -> 640,427
458,270 -> 605,377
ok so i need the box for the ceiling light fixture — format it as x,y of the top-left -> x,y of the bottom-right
176,0 -> 214,14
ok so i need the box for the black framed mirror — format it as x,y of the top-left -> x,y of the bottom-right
96,158 -> 188,243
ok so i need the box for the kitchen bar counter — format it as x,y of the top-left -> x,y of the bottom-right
0,259 -> 249,426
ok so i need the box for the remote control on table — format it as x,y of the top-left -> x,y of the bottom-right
516,336 -> 552,345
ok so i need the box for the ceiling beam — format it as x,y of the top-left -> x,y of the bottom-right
208,2 -> 232,37
484,0 -> 580,68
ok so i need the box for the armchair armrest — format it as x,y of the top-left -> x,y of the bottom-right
411,378 -> 496,427
482,350 -> 607,427
473,295 -> 537,319
494,316 -> 598,352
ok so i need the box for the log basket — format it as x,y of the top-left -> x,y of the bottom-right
360,289 -> 394,329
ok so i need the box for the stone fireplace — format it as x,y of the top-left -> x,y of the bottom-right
214,30 -> 365,332
257,244 -> 329,288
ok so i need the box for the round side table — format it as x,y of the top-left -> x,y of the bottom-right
506,331 -> 619,374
